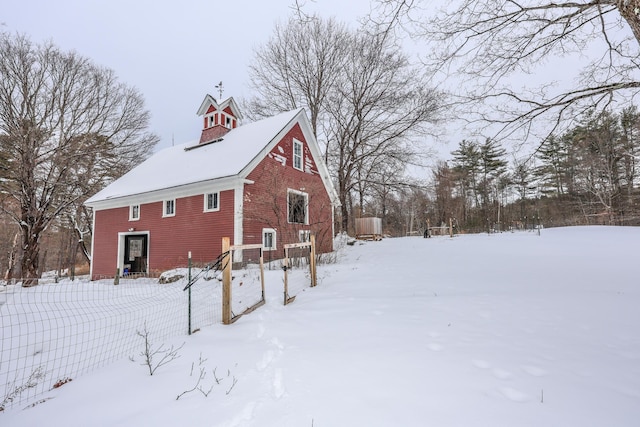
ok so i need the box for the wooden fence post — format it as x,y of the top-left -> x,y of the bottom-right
310,235 -> 317,287
449,218 -> 453,238
222,237 -> 232,325
114,268 -> 120,285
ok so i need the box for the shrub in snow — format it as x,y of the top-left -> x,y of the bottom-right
175,354 -> 238,400
134,323 -> 184,376
158,269 -> 185,284
1,366 -> 45,411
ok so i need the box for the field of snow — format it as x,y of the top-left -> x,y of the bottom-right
2,226 -> 639,426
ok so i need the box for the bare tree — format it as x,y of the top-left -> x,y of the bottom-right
248,15 -> 441,234
0,33 -> 158,285
374,0 -> 640,144
326,27 -> 440,232
246,15 -> 350,143
356,155 -> 426,234
431,161 -> 458,226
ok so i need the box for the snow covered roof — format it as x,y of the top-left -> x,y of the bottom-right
196,95 -> 243,120
85,109 -> 303,206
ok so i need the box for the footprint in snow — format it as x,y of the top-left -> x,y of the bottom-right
270,337 -> 284,350
471,359 -> 490,369
256,350 -> 275,371
521,365 -> 548,377
428,343 -> 444,352
499,387 -> 530,402
273,368 -> 285,399
492,368 -> 513,380
227,401 -> 256,427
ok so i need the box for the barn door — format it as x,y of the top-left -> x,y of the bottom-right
124,234 -> 148,275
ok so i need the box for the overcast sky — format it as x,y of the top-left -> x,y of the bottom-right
5,1 -> 624,164
3,0 -> 372,152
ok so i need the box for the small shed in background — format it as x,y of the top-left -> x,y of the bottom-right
355,217 -> 382,241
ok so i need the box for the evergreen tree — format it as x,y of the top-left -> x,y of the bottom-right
535,135 -> 570,196
619,106 -> 640,210
512,158 -> 534,220
478,138 -> 507,209
451,139 -> 480,216
432,161 -> 456,226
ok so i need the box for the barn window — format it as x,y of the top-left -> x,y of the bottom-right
129,204 -> 140,221
288,189 -> 308,224
163,199 -> 175,217
293,139 -> 303,171
225,116 -> 233,129
299,230 -> 311,242
262,228 -> 276,250
204,192 -> 219,212
206,114 -> 215,128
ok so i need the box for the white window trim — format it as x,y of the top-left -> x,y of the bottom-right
129,204 -> 140,221
293,139 -> 303,171
287,188 -> 308,225
299,229 -> 311,243
162,199 -> 176,218
204,191 -> 220,212
262,228 -> 277,251
206,114 -> 215,128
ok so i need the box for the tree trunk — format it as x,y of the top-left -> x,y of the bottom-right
71,209 -> 93,264
4,232 -> 20,281
338,172 -> 350,234
341,198 -> 350,234
21,227 -> 41,286
617,1 -> 640,46
38,250 -> 48,278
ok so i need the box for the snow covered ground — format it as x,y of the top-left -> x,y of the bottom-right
3,226 -> 639,426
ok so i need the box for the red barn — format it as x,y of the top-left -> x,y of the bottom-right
85,95 -> 339,280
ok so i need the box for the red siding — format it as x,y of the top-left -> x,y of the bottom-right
92,190 -> 235,279
199,125 -> 230,144
93,207 -> 127,279
243,123 -> 334,254
91,121 -> 335,279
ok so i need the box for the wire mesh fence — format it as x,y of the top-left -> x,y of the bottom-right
0,259 -> 233,411
283,241 -> 316,305
183,269 -> 223,334
229,245 -> 265,319
1,236 -> 317,410
0,278 -> 198,410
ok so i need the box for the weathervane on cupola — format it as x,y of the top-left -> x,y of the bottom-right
194,83 -> 243,146
214,81 -> 224,100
